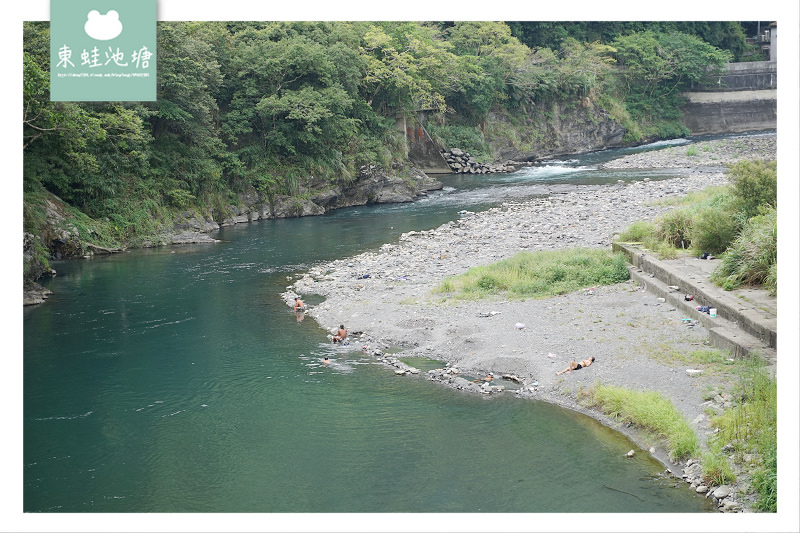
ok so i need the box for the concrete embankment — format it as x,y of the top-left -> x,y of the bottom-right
680,61 -> 777,135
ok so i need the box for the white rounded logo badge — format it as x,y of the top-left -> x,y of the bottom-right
84,10 -> 123,41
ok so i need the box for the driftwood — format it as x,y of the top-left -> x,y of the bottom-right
85,242 -> 124,254
603,484 -> 644,501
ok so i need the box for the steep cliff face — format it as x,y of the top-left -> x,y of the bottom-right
485,99 -> 626,162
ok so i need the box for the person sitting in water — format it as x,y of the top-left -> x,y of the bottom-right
332,325 -> 347,343
293,297 -> 306,311
472,373 -> 494,383
555,356 -> 595,375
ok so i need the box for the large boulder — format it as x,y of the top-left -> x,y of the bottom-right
270,196 -> 326,218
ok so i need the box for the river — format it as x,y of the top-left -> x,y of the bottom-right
23,138 -> 733,515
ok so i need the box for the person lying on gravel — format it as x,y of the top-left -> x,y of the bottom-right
555,356 -> 595,375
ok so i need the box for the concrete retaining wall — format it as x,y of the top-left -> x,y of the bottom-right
689,61 -> 777,92
680,89 -> 777,135
613,243 -> 777,352
680,62 -> 777,135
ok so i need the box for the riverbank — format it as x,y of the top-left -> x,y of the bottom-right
286,133 -> 777,512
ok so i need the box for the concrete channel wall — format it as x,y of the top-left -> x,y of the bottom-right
681,62 -> 777,135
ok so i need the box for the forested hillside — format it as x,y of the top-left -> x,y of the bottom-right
24,21 -> 757,282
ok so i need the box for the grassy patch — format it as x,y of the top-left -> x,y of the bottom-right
647,343 -> 734,373
583,383 -> 698,461
433,248 -> 629,301
706,357 -> 777,511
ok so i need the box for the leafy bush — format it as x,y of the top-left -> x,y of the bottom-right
689,199 -> 740,255
711,206 -> 777,294
727,160 -> 777,218
165,188 -> 196,209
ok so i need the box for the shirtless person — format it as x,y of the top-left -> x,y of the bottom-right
332,325 -> 347,343
555,356 -> 595,375
293,297 -> 306,311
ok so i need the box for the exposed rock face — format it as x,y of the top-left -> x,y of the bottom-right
486,100 -> 626,162
313,165 -> 443,209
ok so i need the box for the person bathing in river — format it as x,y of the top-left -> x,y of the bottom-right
472,373 -> 494,383
293,297 -> 306,311
555,356 -> 595,375
332,325 -> 347,343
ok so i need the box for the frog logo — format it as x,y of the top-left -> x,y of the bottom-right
84,10 -> 123,41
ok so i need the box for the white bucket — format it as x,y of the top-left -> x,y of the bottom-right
709,308 -> 717,317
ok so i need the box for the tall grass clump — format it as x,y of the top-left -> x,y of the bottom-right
434,248 -> 629,300
707,357 -> 777,511
585,384 -> 698,461
710,206 -> 777,295
655,208 -> 693,248
616,219 -> 681,258
616,220 -> 656,243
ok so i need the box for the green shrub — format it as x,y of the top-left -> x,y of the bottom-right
165,188 -> 196,209
711,206 -> 777,294
426,123 -> 492,162
689,202 -> 740,255
701,446 -> 737,486
752,446 -> 777,512
728,160 -> 777,218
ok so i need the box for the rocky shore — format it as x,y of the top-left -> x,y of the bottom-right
285,133 -> 777,512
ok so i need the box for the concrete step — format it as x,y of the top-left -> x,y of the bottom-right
613,243 -> 777,371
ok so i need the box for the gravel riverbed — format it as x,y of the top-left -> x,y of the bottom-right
284,133 -> 777,510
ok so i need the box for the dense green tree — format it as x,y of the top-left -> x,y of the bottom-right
360,22 -> 466,114
23,19 -> 756,257
150,22 -> 227,203
508,21 -> 756,61
611,30 -> 731,127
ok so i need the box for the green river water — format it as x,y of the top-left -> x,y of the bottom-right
23,141 -> 721,515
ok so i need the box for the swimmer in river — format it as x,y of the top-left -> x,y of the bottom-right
322,357 -> 330,364
472,372 -> 494,383
555,356 -> 595,375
